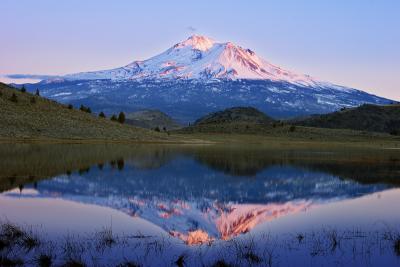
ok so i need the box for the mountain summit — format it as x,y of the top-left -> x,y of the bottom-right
30,35 -> 392,122
64,35 -> 319,86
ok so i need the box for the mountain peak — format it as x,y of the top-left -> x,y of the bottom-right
175,35 -> 215,51
63,35 -> 320,85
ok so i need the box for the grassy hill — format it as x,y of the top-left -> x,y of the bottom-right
177,107 -> 275,134
0,82 -> 168,141
125,109 -> 181,131
293,104 -> 400,135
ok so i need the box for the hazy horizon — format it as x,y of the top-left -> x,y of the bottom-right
1,0 -> 399,100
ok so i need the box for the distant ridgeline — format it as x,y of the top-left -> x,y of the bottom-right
293,104 -> 400,135
175,105 -> 400,136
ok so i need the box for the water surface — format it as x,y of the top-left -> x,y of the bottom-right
0,144 -> 399,266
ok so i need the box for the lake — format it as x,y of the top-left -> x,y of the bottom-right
0,143 -> 400,266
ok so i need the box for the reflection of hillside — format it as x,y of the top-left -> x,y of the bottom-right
1,144 -> 399,194
186,146 -> 400,185
0,144 -> 174,192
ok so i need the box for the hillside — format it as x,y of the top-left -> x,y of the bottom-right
293,104 -> 400,135
125,109 -> 181,130
0,82 -> 167,141
195,107 -> 274,125
177,107 -> 276,134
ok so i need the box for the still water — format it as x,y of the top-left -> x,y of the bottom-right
0,144 -> 399,266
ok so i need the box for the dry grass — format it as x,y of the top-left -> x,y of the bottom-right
0,83 -> 171,142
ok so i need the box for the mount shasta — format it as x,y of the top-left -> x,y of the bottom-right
22,35 -> 391,122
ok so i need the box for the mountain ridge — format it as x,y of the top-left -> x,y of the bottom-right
56,35 -> 346,89
8,35 -> 393,122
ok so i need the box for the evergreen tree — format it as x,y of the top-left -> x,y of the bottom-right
35,89 -> 40,96
20,85 -> 26,93
118,112 -> 126,124
99,112 -> 106,118
68,104 -> 73,109
79,105 -> 91,113
110,114 -> 118,121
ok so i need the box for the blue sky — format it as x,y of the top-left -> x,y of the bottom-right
1,0 -> 399,100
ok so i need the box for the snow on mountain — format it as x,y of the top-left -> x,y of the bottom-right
24,35 -> 392,121
63,35 -> 323,87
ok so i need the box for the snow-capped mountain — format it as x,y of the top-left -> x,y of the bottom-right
22,35 -> 392,121
64,35 -> 319,86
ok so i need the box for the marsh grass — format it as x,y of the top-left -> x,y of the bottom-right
35,253 -> 53,267
117,261 -> 141,267
393,236 -> 400,256
0,255 -> 24,266
96,226 -> 117,251
1,219 -> 400,266
211,259 -> 233,267
174,254 -> 186,267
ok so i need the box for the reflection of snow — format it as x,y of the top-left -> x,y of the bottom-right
4,187 -> 312,245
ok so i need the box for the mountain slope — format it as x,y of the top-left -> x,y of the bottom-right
0,82 -> 165,141
15,35 -> 393,122
293,104 -> 400,135
63,35 -> 321,86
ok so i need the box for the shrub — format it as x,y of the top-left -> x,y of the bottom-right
35,254 -> 52,267
9,93 -> 18,103
67,104 -> 73,109
390,129 -> 399,136
30,97 -> 36,104
154,126 -> 160,132
79,105 -> 91,113
99,112 -> 106,118
20,86 -> 26,93
118,112 -> 125,124
289,125 -> 296,132
110,114 -> 118,121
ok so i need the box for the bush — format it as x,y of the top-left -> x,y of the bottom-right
20,86 -> 26,93
110,114 -> 118,121
99,112 -> 106,118
154,126 -> 160,132
30,97 -> 36,104
67,104 -> 73,110
118,112 -> 125,124
79,105 -> 91,113
9,93 -> 18,103
289,125 -> 296,132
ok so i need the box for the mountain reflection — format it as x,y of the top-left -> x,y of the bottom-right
1,144 -> 399,243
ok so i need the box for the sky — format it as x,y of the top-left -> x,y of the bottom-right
1,0 -> 399,100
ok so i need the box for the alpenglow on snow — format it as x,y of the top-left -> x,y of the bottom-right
24,35 -> 392,121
